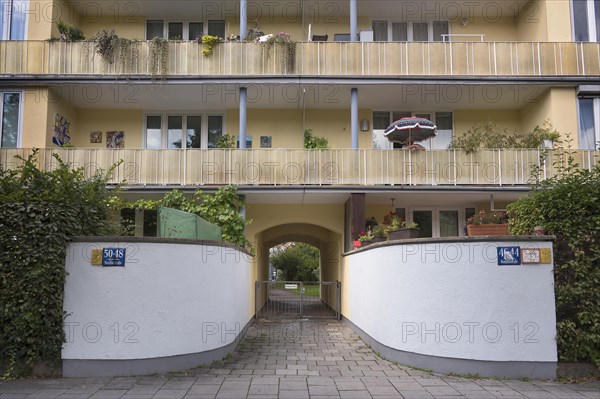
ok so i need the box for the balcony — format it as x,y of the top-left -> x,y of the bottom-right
1,148 -> 597,187
1,41 -> 599,78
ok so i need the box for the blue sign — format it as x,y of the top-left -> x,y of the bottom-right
102,248 -> 126,267
497,246 -> 521,266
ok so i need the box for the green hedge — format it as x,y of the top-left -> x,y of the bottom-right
507,156 -> 600,367
0,151 -> 115,376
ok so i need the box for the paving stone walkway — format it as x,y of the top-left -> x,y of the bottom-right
1,319 -> 598,399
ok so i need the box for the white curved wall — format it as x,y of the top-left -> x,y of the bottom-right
63,239 -> 252,361
344,239 -> 557,364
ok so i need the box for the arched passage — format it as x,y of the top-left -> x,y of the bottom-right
253,223 -> 343,319
255,223 -> 342,283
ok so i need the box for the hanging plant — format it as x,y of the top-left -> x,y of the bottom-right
149,37 -> 169,77
200,35 -> 223,56
88,30 -> 140,74
258,32 -> 296,73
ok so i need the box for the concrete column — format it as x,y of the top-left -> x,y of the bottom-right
351,88 -> 359,149
239,87 -> 247,149
240,0 -> 247,40
350,0 -> 357,42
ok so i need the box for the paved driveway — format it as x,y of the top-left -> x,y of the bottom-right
1,319 -> 598,399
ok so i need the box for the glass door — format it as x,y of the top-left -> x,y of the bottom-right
410,208 -> 465,238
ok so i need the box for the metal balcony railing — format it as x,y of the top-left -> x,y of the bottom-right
1,148 -> 597,187
1,41 -> 599,77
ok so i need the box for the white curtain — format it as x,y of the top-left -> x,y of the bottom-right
578,98 -> 596,149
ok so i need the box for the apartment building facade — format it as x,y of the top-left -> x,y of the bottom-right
1,0 -> 599,281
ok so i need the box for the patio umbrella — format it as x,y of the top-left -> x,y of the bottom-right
383,117 -> 437,144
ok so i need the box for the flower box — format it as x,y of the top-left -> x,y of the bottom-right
371,236 -> 386,243
467,224 -> 509,236
388,228 -> 420,241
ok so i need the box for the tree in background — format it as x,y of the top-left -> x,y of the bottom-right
270,243 -> 320,281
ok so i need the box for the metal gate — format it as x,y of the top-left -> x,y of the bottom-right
255,281 -> 341,319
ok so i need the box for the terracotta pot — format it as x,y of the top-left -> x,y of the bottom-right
467,224 -> 509,236
388,228 -> 420,240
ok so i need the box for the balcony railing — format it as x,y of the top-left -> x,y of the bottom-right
1,41 -> 599,77
1,148 -> 597,187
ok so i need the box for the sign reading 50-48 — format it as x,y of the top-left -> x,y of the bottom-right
102,248 -> 126,267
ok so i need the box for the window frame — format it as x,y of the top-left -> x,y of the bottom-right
571,0 -> 599,42
408,207 -> 468,238
577,96 -> 600,149
145,20 -> 222,40
373,20 -> 450,42
0,90 -> 23,148
1,0 -> 28,40
143,112 -> 225,149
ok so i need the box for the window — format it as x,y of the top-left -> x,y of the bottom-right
410,208 -> 467,238
372,20 -> 449,42
372,21 -> 388,41
145,114 -> 223,149
578,97 -> 600,149
189,22 -> 203,41
1,0 -> 27,40
0,92 -> 21,148
146,20 -> 164,39
572,0 -> 599,41
371,110 -> 453,150
168,22 -> 183,40
145,20 -> 217,40
207,20 -> 225,38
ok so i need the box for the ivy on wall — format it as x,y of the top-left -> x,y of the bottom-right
130,186 -> 253,252
0,151 -> 117,377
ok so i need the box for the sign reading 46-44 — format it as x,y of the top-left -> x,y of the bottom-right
102,248 -> 126,267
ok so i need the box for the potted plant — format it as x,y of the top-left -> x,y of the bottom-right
383,211 -> 420,240
466,210 -> 509,236
358,230 -> 374,246
371,225 -> 387,243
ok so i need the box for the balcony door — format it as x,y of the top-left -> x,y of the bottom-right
145,114 -> 223,149
409,208 -> 466,238
372,20 -> 449,42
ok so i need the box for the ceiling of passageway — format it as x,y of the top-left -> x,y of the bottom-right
260,223 -> 338,248
56,82 -> 552,110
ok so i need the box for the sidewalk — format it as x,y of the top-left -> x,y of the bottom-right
1,319 -> 598,399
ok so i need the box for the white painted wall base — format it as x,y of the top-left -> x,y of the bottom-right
62,238 -> 252,377
342,237 -> 557,378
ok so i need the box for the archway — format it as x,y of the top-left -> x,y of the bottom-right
253,223 -> 342,319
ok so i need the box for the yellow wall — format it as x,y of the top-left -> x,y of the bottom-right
79,17 -> 145,40
543,0 -> 572,41
21,87 -> 50,147
74,109 -> 144,148
45,87 -> 78,147
453,109 -> 522,136
451,18 -> 519,42
226,108 -> 372,149
520,87 -> 578,145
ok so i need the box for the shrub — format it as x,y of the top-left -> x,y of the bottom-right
131,186 -> 253,251
507,153 -> 600,367
0,150 -> 117,376
449,121 -> 560,154
304,129 -> 329,149
56,20 -> 85,41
